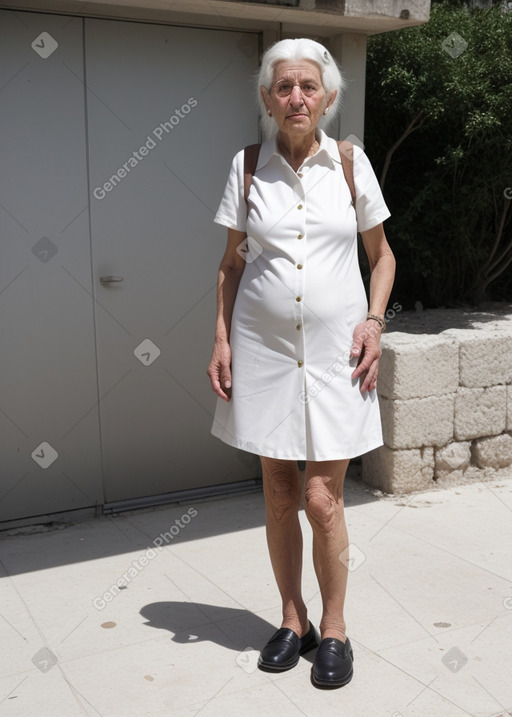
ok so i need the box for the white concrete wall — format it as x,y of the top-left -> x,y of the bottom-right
327,33 -> 367,143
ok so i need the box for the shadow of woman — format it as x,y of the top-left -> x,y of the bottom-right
139,602 -> 316,664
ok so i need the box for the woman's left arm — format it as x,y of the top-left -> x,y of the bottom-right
350,222 -> 396,394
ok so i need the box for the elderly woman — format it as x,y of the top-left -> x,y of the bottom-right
207,38 -> 395,688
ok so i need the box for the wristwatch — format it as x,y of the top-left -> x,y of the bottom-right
366,313 -> 386,332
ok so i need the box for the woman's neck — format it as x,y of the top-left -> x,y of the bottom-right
276,130 -> 320,171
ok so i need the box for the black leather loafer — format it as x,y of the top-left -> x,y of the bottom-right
257,620 -> 319,672
311,636 -> 354,688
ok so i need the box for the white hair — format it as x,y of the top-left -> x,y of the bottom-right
254,38 -> 346,141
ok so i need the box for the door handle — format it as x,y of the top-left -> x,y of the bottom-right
100,275 -> 124,284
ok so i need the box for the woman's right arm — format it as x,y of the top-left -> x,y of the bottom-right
207,228 -> 247,402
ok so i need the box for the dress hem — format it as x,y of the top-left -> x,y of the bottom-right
211,424 -> 383,461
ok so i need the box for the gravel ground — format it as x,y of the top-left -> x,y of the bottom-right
385,300 -> 512,335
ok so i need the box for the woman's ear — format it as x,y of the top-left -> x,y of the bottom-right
260,85 -> 271,113
325,88 -> 337,112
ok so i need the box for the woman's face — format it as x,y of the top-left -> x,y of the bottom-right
260,59 -> 337,140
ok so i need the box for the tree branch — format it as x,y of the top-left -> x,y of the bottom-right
380,111 -> 428,189
482,198 -> 511,273
486,240 -> 512,284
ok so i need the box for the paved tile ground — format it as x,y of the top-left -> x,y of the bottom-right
0,465 -> 511,717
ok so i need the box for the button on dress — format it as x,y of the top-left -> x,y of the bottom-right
211,128 -> 391,460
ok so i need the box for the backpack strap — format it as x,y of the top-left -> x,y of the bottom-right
338,140 -> 368,277
244,143 -> 261,206
337,140 -> 356,208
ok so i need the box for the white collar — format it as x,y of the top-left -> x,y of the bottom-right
255,128 -> 342,172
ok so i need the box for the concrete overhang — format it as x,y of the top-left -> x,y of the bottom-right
4,0 -> 431,36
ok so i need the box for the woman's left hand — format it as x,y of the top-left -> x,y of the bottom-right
350,320 -> 382,394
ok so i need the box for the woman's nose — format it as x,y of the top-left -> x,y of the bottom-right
289,85 -> 304,106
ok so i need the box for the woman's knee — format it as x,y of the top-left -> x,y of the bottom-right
261,458 -> 301,513
304,478 -> 340,529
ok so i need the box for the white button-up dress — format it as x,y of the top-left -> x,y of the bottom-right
211,128 -> 391,460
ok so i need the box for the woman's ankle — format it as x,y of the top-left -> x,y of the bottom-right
319,620 -> 347,643
281,609 -> 309,637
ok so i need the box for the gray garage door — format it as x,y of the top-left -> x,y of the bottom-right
0,9 -> 260,524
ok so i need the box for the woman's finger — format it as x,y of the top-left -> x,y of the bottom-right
359,360 -> 379,394
220,365 -> 232,390
212,376 -> 231,402
207,361 -> 231,401
351,344 -> 380,379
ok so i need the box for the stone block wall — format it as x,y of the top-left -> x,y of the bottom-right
362,311 -> 512,493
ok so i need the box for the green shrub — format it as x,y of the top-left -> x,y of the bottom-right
365,1 -> 512,307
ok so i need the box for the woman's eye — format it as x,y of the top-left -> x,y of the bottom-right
274,83 -> 317,96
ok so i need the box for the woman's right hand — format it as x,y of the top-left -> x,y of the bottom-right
207,339 -> 232,402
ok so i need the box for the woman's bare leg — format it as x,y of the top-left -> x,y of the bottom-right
260,456 -> 309,637
304,459 -> 351,643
